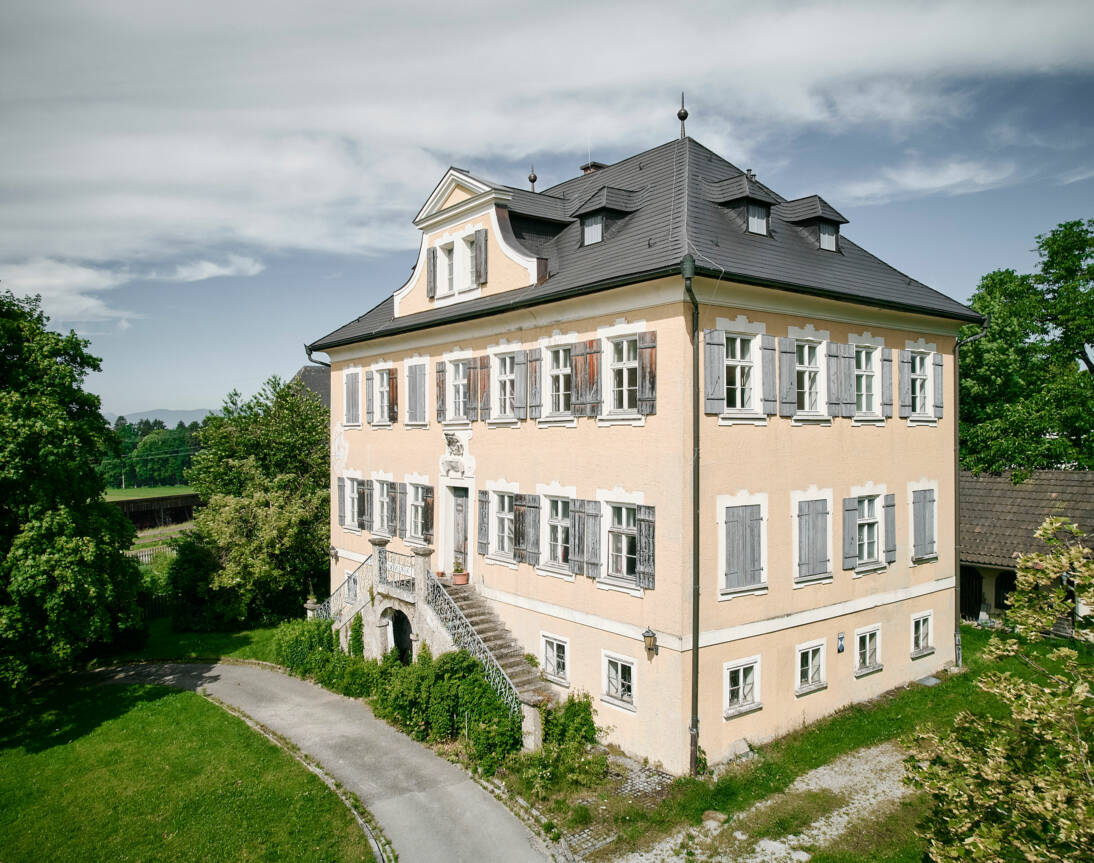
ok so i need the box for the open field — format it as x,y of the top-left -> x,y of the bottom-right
104,485 -> 194,501
115,618 -> 282,664
0,679 -> 373,863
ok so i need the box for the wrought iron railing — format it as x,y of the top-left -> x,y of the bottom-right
424,572 -> 522,713
314,554 -> 372,621
377,548 -> 416,598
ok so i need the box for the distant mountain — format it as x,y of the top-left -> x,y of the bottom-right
103,408 -> 214,426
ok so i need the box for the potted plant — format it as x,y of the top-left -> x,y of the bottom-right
452,559 -> 469,585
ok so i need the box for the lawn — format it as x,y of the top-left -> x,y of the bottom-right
0,680 -> 373,863
116,618 -> 282,664
104,485 -> 194,501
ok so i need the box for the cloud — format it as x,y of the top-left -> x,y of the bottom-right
0,258 -> 132,322
162,255 -> 265,283
836,157 -> 1018,205
1058,166 -> 1094,185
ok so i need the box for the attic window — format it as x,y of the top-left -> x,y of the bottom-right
819,222 -> 838,252
582,212 -> 604,245
747,203 -> 769,235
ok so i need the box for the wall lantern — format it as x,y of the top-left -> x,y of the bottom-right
837,632 -> 845,654
643,627 -> 659,660
328,544 -> 339,562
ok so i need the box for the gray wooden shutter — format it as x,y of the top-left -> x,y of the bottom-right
337,477 -> 345,526
898,351 -> 912,418
345,372 -> 358,425
779,338 -> 796,417
357,482 -> 368,530
513,494 -> 527,562
636,505 -> 655,589
761,335 -> 777,416
386,483 -> 397,534
725,506 -> 744,588
478,355 -> 490,420
435,361 -> 446,422
570,341 -> 588,416
568,499 -> 586,575
932,353 -> 944,419
426,247 -> 437,299
585,501 -> 602,578
812,499 -> 829,575
514,350 -> 528,420
586,339 -> 602,417
703,329 -> 726,415
397,483 -> 407,538
527,348 -> 542,420
365,371 -> 374,424
388,371 -> 398,424
884,493 -> 896,563
466,358 -> 479,421
474,228 -> 488,285
407,367 -> 418,423
363,480 -> 373,531
842,497 -> 858,570
477,490 -> 489,555
524,495 -> 541,566
840,344 -> 856,418
746,505 -> 763,585
417,365 -> 427,423
881,348 -> 893,418
797,500 -> 811,578
423,486 -> 435,544
826,341 -> 841,417
637,331 -> 657,415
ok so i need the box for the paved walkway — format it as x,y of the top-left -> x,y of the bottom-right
100,662 -> 547,863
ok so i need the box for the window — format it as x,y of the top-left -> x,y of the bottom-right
854,346 -> 877,415
465,236 -> 476,286
724,503 -> 764,591
547,498 -> 570,567
375,481 -> 390,534
410,485 -> 426,539
441,244 -> 454,294
856,496 -> 879,565
495,492 -> 514,555
346,479 -> 359,527
497,354 -> 516,417
377,369 -> 390,422
797,643 -> 825,693
605,655 -> 634,706
725,658 -> 759,716
344,370 -> 360,425
549,347 -> 572,414
608,504 -> 638,582
912,489 -> 937,560
910,351 -> 929,415
543,637 -> 567,682
819,222 -> 837,251
747,203 -> 768,235
610,337 -> 639,413
912,614 -> 932,656
795,342 -> 820,413
724,335 -> 755,411
582,212 -> 604,245
451,360 -> 469,420
856,628 -> 880,674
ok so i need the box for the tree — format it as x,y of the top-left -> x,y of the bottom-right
960,221 -> 1094,478
180,376 -> 329,625
908,517 -> 1093,861
0,292 -> 141,693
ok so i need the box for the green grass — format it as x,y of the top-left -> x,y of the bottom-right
0,680 -> 373,862
104,485 -> 193,501
806,795 -> 930,863
738,789 -> 846,840
115,618 -> 282,664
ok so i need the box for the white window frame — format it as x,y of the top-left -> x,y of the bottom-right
795,340 -> 822,414
607,503 -> 638,584
723,655 -> 762,719
724,333 -> 757,413
747,203 -> 768,235
440,243 -> 455,296
608,336 -> 639,415
343,369 -> 361,426
854,345 -> 879,417
910,350 -> 930,416
582,212 -> 604,245
494,491 -> 515,557
819,221 -> 837,251
464,235 -> 476,288
541,632 -> 569,686
342,475 -> 361,533
405,359 -> 428,427
373,479 -> 391,536
717,490 -> 769,600
548,346 -> 572,416
409,483 -> 426,540
856,495 -> 880,566
546,497 -> 571,569
535,481 -> 577,580
449,358 -> 471,422
715,316 -> 767,425
496,353 -> 516,418
854,623 -> 883,677
601,650 -> 636,712
787,325 -> 830,423
911,610 -> 934,658
795,638 -> 827,695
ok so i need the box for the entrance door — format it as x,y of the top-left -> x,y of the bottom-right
960,566 -> 983,620
452,488 -> 469,570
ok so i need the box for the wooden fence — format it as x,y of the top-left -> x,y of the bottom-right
126,545 -> 176,565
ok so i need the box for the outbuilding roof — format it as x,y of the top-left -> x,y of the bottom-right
311,137 -> 980,352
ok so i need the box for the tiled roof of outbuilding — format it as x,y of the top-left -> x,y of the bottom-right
310,137 -> 980,351
960,471 -> 1094,568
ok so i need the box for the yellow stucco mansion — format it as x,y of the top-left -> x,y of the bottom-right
307,135 -> 981,774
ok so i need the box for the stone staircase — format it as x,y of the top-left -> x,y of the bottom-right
439,580 -> 553,707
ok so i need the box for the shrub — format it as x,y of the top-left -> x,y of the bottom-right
348,613 -> 363,657
542,691 -> 598,746
166,533 -> 227,632
271,618 -> 336,678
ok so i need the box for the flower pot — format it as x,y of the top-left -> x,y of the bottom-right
452,570 -> 469,585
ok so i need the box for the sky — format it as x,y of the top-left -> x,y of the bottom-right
1,0 -> 1092,417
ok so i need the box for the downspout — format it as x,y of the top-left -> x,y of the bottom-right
952,314 -> 989,667
682,253 -> 701,775
305,344 -> 331,368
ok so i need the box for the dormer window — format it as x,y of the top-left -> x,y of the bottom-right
441,244 -> 455,294
747,203 -> 769,235
582,212 -> 604,245
819,222 -> 838,252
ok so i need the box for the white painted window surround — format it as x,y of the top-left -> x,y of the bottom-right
484,478 -> 519,570
907,478 -> 940,565
788,324 -> 830,424
911,610 -> 935,658
795,637 -> 827,695
535,481 -> 577,580
854,623 -> 883,677
850,480 -> 889,576
819,222 -> 838,251
717,315 -> 767,425
602,649 -> 637,712
596,319 -> 646,427
541,632 -> 569,686
717,490 -> 769,600
583,212 -> 604,245
723,654 -> 762,719
905,338 -> 939,426
747,203 -> 768,235
442,347 -> 474,426
485,340 -> 521,428
595,485 -> 645,596
848,331 -> 885,424
790,485 -> 834,586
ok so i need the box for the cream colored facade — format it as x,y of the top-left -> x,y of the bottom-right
322,172 -> 961,774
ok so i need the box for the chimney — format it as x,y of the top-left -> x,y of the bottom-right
580,161 -> 608,175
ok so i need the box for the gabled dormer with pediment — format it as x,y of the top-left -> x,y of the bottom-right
392,168 -> 545,318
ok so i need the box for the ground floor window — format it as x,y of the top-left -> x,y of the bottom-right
724,657 -> 760,717
855,626 -> 881,675
543,636 -> 567,683
796,642 -> 825,693
604,655 -> 634,707
912,613 -> 933,655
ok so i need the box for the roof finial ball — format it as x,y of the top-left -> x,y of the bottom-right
678,92 -> 689,140
528,164 -> 537,192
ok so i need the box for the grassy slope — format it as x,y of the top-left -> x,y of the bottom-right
116,618 -> 282,664
104,485 -> 193,501
0,681 -> 372,863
